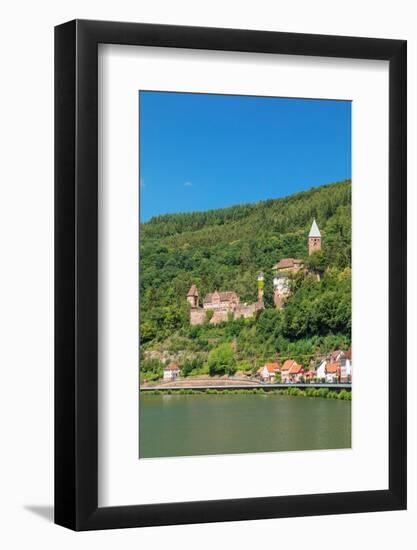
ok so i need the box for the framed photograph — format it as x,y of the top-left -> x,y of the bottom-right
55,20 -> 406,530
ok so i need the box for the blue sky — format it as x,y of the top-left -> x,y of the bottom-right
139,91 -> 351,222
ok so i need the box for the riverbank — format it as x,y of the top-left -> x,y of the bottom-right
140,386 -> 352,400
141,376 -> 351,390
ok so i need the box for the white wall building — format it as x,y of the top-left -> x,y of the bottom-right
163,363 -> 181,381
316,360 -> 327,381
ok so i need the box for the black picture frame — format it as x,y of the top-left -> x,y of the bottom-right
55,19 -> 407,531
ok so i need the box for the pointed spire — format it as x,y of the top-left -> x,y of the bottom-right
309,219 -> 321,238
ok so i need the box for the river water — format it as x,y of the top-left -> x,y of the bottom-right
139,394 -> 351,458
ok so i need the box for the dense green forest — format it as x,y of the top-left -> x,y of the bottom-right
140,180 -> 351,382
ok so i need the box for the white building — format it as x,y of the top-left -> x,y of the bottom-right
339,350 -> 352,382
316,359 -> 327,381
163,363 -> 180,381
316,359 -> 339,383
325,363 -> 339,383
258,363 -> 280,382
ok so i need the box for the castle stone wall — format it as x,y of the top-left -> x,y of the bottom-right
190,308 -> 207,326
203,302 -> 235,311
235,303 -> 258,319
190,302 -> 261,325
210,310 -> 229,324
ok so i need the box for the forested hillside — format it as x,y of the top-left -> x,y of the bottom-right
140,180 -> 351,381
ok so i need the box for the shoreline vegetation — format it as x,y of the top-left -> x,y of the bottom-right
141,386 -> 352,400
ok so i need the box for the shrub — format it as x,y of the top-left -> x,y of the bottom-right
140,358 -> 164,381
205,309 -> 214,323
207,343 -> 236,376
338,390 -> 352,401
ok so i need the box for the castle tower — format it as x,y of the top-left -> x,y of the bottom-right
187,284 -> 199,308
308,219 -> 321,255
273,274 -> 290,309
257,272 -> 264,304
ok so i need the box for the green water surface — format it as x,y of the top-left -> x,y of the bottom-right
139,394 -> 351,458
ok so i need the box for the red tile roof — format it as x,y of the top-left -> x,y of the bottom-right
281,359 -> 295,371
281,359 -> 303,373
281,359 -> 297,371
289,362 -> 304,374
264,362 -> 280,373
326,362 -> 338,374
165,363 -> 179,371
204,291 -> 239,304
273,258 -> 303,270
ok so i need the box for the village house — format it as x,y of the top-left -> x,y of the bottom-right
163,363 -> 181,381
315,350 -> 352,383
339,349 -> 352,383
288,361 -> 305,382
325,362 -> 339,383
280,359 -> 304,383
258,362 -> 280,383
317,359 -> 336,383
280,359 -> 293,382
316,359 -> 327,381
325,349 -> 353,383
304,369 -> 316,382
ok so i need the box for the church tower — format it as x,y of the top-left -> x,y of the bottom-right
308,219 -> 321,255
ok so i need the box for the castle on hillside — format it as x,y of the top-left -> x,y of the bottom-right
187,273 -> 265,326
187,219 -> 322,324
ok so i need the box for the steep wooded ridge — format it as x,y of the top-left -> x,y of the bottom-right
140,180 -> 351,380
